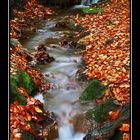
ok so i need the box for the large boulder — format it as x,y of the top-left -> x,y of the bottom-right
86,98 -> 120,123
72,114 -> 92,133
83,103 -> 130,140
79,79 -> 107,101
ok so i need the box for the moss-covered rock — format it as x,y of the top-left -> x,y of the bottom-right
17,69 -> 39,95
83,103 -> 130,140
79,79 -> 107,101
10,74 -> 26,105
10,68 -> 39,105
86,98 -> 120,123
56,18 -> 85,31
21,130 -> 35,140
82,7 -> 104,14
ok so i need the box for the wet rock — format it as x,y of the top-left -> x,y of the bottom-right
76,43 -> 87,50
83,103 -> 130,140
46,122 -> 59,140
49,112 -> 57,121
66,85 -> 76,90
79,79 -> 107,101
56,17 -> 84,31
68,41 -> 77,48
75,68 -> 88,82
45,38 -> 60,45
61,40 -> 68,47
86,98 -> 120,124
32,18 -> 40,25
10,39 -> 35,63
56,21 -> 67,28
35,44 -> 55,65
51,45 -> 58,48
36,112 -> 58,140
73,114 -> 92,133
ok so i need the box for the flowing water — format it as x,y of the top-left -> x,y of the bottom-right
22,12 -> 94,140
71,4 -> 89,9
81,0 -> 99,5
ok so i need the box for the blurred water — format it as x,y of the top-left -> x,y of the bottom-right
81,0 -> 99,5
34,93 -> 44,104
71,5 -> 89,9
23,13 -> 92,140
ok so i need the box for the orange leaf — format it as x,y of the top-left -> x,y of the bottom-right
25,112 -> 32,121
123,133 -> 130,140
108,110 -> 120,120
120,123 -> 130,132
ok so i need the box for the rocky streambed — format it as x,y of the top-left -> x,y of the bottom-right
19,9 -> 130,140
21,10 -> 95,140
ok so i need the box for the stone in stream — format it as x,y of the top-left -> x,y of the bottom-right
79,79 -> 107,101
55,17 -> 84,31
76,68 -> 88,82
35,44 -> 55,65
61,40 -> 68,47
83,103 -> 130,140
71,113 -> 92,133
86,98 -> 120,124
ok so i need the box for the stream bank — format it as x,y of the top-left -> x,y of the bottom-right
10,1 -> 130,139
21,10 -> 95,140
10,7 -> 95,140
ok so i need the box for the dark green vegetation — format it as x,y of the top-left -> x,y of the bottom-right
79,79 -> 107,101
86,98 -> 120,123
80,78 -> 130,140
21,130 -> 35,140
10,74 -> 26,105
18,69 -> 38,94
83,103 -> 130,140
82,7 -> 104,14
10,68 -> 38,105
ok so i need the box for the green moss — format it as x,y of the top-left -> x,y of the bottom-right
18,69 -> 39,95
86,98 -> 120,123
82,7 -> 104,14
21,129 -> 35,140
10,68 -> 39,104
10,75 -> 26,105
79,79 -> 107,101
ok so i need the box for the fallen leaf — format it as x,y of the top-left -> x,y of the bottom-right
35,106 -> 43,113
108,109 -> 120,120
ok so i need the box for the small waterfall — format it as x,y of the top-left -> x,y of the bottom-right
81,0 -> 99,5
56,123 -> 85,140
52,102 -> 86,140
71,0 -> 99,9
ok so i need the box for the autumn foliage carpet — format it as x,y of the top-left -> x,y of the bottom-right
10,0 -> 130,139
10,1 -> 57,140
72,0 -> 130,139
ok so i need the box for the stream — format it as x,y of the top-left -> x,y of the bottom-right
22,11 -> 94,140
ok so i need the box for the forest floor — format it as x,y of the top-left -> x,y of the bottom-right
10,0 -> 130,140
